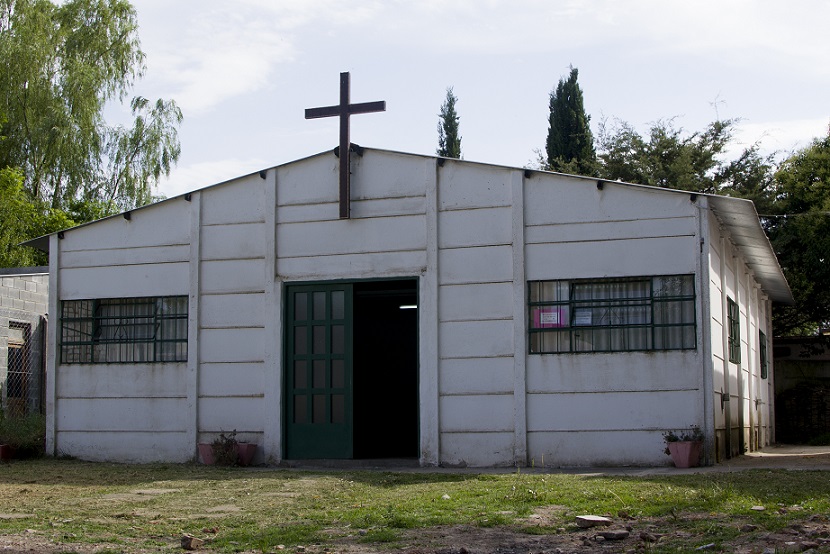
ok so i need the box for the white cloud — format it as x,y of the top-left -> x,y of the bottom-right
731,117 -> 830,158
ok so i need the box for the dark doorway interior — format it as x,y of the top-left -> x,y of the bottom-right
353,280 -> 419,458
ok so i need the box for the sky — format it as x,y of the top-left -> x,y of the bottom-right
114,0 -> 830,199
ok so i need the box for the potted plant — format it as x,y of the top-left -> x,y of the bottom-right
198,430 -> 257,466
663,426 -> 704,468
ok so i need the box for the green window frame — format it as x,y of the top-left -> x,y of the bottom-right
60,296 -> 188,364
528,275 -> 696,354
759,331 -> 768,379
727,297 -> 741,364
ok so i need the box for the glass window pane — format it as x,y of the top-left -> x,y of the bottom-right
313,394 -> 326,423
332,395 -> 345,424
294,328 -> 307,355
331,290 -> 345,319
294,360 -> 307,388
332,325 -> 344,355
313,292 -> 326,320
313,360 -> 326,388
294,293 -> 308,321
294,395 -> 307,423
312,326 -> 326,354
332,359 -> 345,388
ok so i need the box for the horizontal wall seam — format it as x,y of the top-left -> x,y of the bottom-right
439,243 -> 512,251
526,234 -> 696,246
278,194 -> 426,208
439,391 -> 513,397
526,388 -> 700,395
201,220 -> 266,227
525,215 -> 695,228
278,248 -> 424,260
201,256 -> 266,262
439,355 -> 514,361
440,316 -> 513,323
60,243 -> 190,253
440,204 -> 512,213
60,260 -> 188,270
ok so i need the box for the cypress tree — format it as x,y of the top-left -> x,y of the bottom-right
437,87 -> 462,159
545,67 -> 596,175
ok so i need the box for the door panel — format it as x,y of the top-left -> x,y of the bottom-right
285,284 -> 353,459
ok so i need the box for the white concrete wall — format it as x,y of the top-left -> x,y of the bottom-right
197,173 -> 269,455
523,178 -> 705,467
707,214 -> 773,461
436,161 -> 518,467
53,199 -> 193,462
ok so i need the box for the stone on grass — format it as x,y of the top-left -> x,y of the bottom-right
597,529 -> 629,540
576,515 -> 612,528
181,534 -> 204,550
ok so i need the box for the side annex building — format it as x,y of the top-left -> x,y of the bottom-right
33,148 -> 792,466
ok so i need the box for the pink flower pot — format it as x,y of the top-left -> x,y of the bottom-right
668,441 -> 702,468
236,443 -> 256,466
197,443 -> 215,465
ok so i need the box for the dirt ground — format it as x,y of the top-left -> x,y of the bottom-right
1,445 -> 829,554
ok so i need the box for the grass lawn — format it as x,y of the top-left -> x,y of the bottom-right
0,460 -> 829,553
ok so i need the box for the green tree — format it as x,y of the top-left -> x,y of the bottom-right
437,87 -> 462,159
0,167 -> 75,267
545,67 -> 596,175
597,117 -> 735,193
0,0 -> 181,210
764,131 -> 830,336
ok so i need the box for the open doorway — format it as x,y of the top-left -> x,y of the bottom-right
352,280 -> 419,458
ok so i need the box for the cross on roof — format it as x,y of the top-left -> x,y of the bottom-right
305,72 -> 386,219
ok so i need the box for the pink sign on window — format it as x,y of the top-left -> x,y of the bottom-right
533,307 -> 567,328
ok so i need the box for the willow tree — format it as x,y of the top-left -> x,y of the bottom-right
0,0 -> 181,210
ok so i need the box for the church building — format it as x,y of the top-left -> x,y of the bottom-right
30,145 -> 790,467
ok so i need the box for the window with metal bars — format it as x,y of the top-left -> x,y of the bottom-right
60,296 -> 188,364
727,297 -> 741,364
759,331 -> 768,379
528,275 -> 696,354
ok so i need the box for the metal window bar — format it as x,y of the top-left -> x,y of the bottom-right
60,296 -> 188,364
528,275 -> 696,354
5,322 -> 34,417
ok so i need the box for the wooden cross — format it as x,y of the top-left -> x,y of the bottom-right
305,72 -> 386,219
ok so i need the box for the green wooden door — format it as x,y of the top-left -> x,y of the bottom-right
285,284 -> 353,459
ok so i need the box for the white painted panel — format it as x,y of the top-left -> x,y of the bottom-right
440,432 -> 514,467
277,215 -> 425,258
199,362 -> 265,397
58,397 -> 187,432
201,222 -> 266,260
526,351 -> 701,393
201,175 -> 266,225
278,196 -> 426,223
438,207 -> 512,249
200,293 -> 265,328
438,245 -> 513,285
525,216 -> 697,245
525,177 -> 694,226
525,236 -> 696,281
527,430 -> 670,467
59,262 -> 189,299
199,396 -> 264,433
439,357 -> 514,395
56,431 -> 191,463
526,390 -> 699,432
439,282 -> 513,321
276,154 -> 339,206
201,259 -> 265,293
200,327 -> 265,363
60,199 -> 190,251
352,150 -> 432,199
440,320 -> 513,358
56,364 -> 186,397
438,162 -> 513,210
440,394 -> 514,432
60,244 -> 190,269
278,251 -> 426,281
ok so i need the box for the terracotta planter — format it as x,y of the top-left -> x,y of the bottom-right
197,443 -> 215,465
236,443 -> 257,466
667,440 -> 702,468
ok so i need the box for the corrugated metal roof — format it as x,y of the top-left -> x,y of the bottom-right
706,194 -> 793,304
